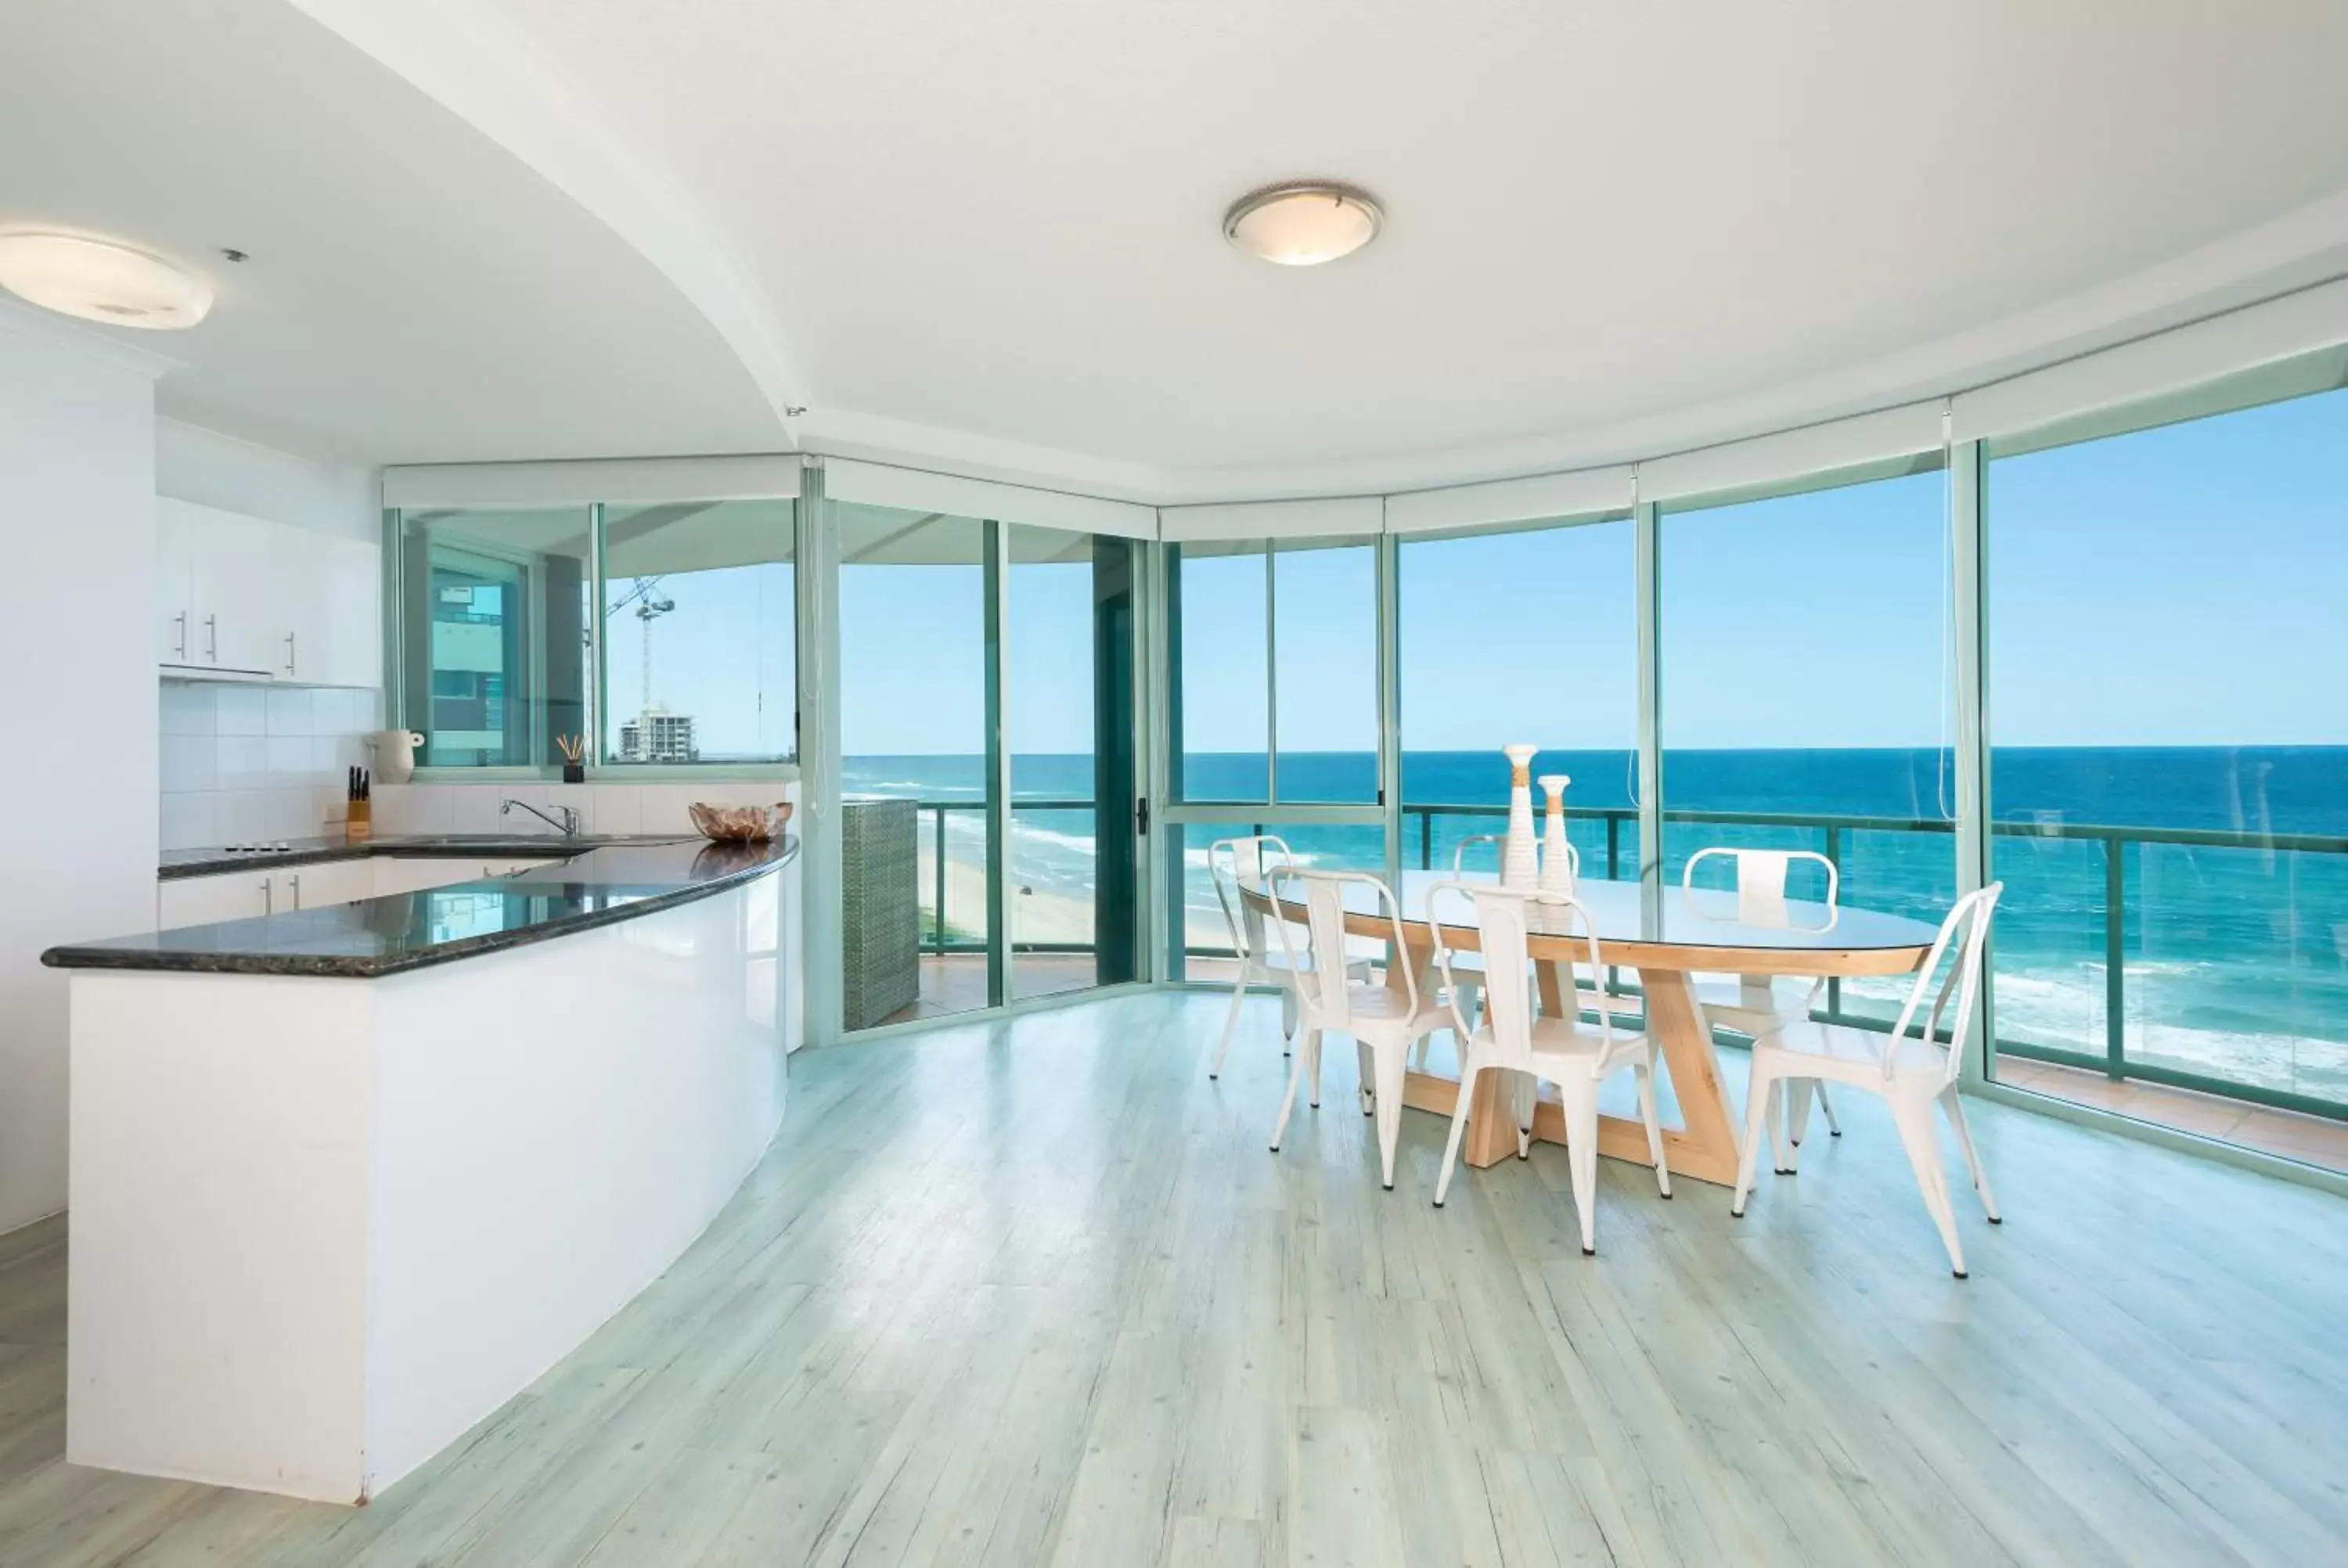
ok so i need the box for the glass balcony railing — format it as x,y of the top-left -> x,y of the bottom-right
1157,800 -> 2347,1124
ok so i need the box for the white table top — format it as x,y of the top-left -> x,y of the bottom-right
1255,869 -> 1940,959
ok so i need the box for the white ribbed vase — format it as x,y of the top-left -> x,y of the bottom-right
1538,774 -> 1574,895
1500,746 -> 1540,889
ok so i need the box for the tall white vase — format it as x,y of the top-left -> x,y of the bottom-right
1500,746 -> 1540,889
1538,774 -> 1574,895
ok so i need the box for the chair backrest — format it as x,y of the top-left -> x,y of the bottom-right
1684,846 -> 1838,924
1208,834 -> 1292,962
1451,833 -> 1504,876
1269,867 -> 1417,1030
1886,883 -> 2002,1088
1426,880 -> 1612,1069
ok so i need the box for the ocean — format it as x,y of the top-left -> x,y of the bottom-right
844,746 -> 2348,1110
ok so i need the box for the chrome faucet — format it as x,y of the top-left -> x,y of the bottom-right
501,798 -> 582,836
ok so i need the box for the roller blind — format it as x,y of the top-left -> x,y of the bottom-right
1640,401 -> 1946,505
1158,495 -> 1382,543
384,455 -> 806,508
821,457 -> 1158,539
1951,275 -> 2348,446
1383,466 -> 1635,535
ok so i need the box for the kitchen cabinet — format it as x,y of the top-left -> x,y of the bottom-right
158,498 -> 276,676
158,498 -> 380,686
370,855 -> 553,897
272,527 -> 380,687
156,856 -> 559,932
157,869 -> 275,931
283,858 -> 375,911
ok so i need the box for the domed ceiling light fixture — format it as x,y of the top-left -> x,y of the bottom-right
0,231 -> 214,329
1223,182 -> 1383,267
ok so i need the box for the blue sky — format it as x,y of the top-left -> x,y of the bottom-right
617,383 -> 2346,758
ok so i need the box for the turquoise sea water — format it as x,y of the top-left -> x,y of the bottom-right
845,746 -> 2348,1109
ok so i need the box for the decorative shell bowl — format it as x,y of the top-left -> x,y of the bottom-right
689,801 -> 794,843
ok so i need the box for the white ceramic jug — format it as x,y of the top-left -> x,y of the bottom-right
366,729 -> 427,784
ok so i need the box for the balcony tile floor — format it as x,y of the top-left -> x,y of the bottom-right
1996,1056 -> 2348,1175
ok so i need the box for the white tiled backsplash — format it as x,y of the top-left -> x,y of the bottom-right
369,780 -> 797,839
160,682 -> 382,849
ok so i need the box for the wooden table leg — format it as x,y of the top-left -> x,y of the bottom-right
1588,967 -> 1743,1187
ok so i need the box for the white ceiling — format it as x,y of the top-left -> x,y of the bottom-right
0,0 -> 777,464
8,0 -> 2348,496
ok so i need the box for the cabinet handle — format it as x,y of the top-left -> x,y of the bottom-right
205,613 -> 218,662
173,610 -> 187,659
262,876 -> 273,916
285,631 -> 297,675
289,873 -> 301,909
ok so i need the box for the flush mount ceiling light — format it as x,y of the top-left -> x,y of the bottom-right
1223,182 -> 1383,267
0,231 -> 214,329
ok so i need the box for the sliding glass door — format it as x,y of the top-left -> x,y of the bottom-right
832,503 -> 1143,1030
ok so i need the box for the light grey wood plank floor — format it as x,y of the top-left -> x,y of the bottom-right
2,991 -> 2344,1566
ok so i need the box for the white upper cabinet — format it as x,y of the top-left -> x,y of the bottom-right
273,527 -> 380,687
159,497 -> 379,687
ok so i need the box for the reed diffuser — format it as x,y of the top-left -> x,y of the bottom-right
556,733 -> 586,784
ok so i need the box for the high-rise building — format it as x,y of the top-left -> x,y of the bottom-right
618,706 -> 697,763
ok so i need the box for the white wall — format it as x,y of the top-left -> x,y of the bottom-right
161,685 -> 384,848
0,311 -> 167,1234
156,418 -> 379,543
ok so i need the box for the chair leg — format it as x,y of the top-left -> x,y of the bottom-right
1940,1085 -> 2000,1223
1409,1031 -> 1431,1073
1305,1030 -> 1323,1109
1731,1055 -> 1775,1217
1432,1052 -> 1484,1207
1815,1081 -> 1842,1136
1889,1091 -> 1968,1277
1280,984 -> 1298,1055
1269,1030 -> 1312,1153
1558,1077 -> 1601,1255
1511,1072 -> 1533,1159
1374,1041 -> 1408,1190
1357,1039 -> 1375,1117
1767,1077 -> 1796,1175
1634,1059 -> 1672,1199
1209,979 -> 1248,1079
1785,1077 -> 1813,1146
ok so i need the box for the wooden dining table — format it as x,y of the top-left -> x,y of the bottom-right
1241,871 -> 1943,1187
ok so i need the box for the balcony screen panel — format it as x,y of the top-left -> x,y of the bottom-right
1658,469 -> 1957,1024
1986,383 -> 2348,1110
1273,538 -> 1379,804
1172,542 -> 1269,802
1397,518 -> 1636,873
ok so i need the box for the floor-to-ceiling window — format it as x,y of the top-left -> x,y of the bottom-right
599,499 -> 795,765
396,506 -> 592,768
1658,464 -> 1955,1023
1986,379 -> 2348,1152
1163,531 -> 1384,980
1396,515 -> 1637,882
837,502 -> 992,1026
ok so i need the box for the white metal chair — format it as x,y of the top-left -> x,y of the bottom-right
1426,883 -> 1671,1255
1205,835 -> 1367,1078
1732,884 -> 2004,1278
1266,869 -> 1448,1190
1683,847 -> 1844,1142
1406,832 -> 1531,1074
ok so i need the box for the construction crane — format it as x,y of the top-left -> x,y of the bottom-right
607,576 -> 674,756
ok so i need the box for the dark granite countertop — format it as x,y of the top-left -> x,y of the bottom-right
45,836 -> 797,979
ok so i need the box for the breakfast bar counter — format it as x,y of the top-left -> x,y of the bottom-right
44,835 -> 800,1504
